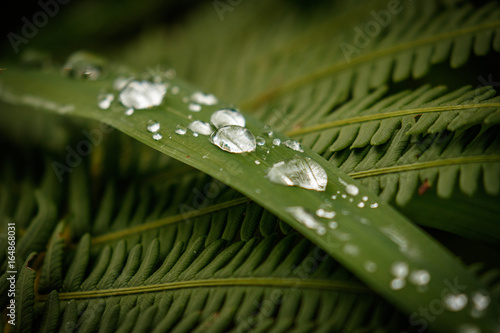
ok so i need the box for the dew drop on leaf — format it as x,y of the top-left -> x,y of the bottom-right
409,270 -> 431,286
188,120 -> 213,136
286,206 -> 326,235
283,139 -> 304,152
471,291 -> 490,311
256,136 -> 265,146
390,278 -> 406,290
444,294 -> 468,311
272,138 -> 281,146
266,157 -> 327,191
146,120 -> 160,133
97,93 -> 114,110
124,107 -> 134,116
210,109 -> 245,128
345,184 -> 359,196
119,80 -> 166,109
175,125 -> 187,135
152,133 -> 162,140
316,208 -> 335,218
391,262 -> 409,278
210,125 -> 256,153
191,91 -> 218,105
188,103 -> 202,112
170,86 -> 180,94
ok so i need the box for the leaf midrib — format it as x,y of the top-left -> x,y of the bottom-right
35,277 -> 369,301
241,20 -> 500,110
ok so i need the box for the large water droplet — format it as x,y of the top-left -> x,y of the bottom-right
286,207 -> 326,235
191,91 -> 218,105
266,157 -> 327,191
119,80 -> 166,109
146,120 -> 160,133
210,109 -> 245,128
444,294 -> 468,311
283,139 -> 304,152
97,93 -> 114,110
188,120 -> 213,136
210,125 -> 256,153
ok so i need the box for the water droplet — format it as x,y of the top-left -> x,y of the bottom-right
266,157 -> 327,191
113,76 -> 133,91
364,261 -> 377,272
331,195 -> 337,200
188,103 -> 201,112
97,93 -> 114,110
283,139 -> 304,152
124,108 -> 134,116
345,184 -> 359,196
343,244 -> 359,256
255,188 -> 261,194
391,262 -> 409,278
255,160 -> 261,165
286,207 -> 326,235
328,221 -> 338,229
165,69 -> 176,79
316,209 -> 336,218
362,196 -> 368,201
256,136 -> 265,146
146,120 -> 160,133
409,270 -> 430,286
152,133 -> 162,140
458,325 -> 481,333
341,210 -> 350,215
191,91 -> 218,105
272,138 -> 281,146
370,203 -> 379,208
193,133 -> 199,137
210,109 -> 245,128
170,86 -> 180,94
175,125 -> 187,135
390,278 -> 406,290
444,294 -> 468,311
210,125 -> 256,153
63,51 -> 104,80
119,80 -> 166,109
357,202 -> 365,208
341,194 -> 347,199
187,120 -> 213,136
472,291 -> 490,311
263,125 -> 273,137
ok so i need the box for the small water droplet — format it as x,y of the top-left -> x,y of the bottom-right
182,97 -> 189,103
370,203 -> 379,208
409,270 -> 430,286
97,93 -> 114,110
146,120 -> 160,133
191,91 -> 218,105
349,198 -> 354,202
175,125 -> 187,135
364,261 -> 377,272
119,80 -> 166,109
210,125 -> 256,153
345,184 -> 359,196
188,103 -> 201,112
210,109 -> 245,128
193,132 -> 199,137
256,136 -> 265,146
63,51 -> 104,80
472,291 -> 490,311
272,138 -> 281,146
188,120 -> 213,136
255,160 -> 261,165
357,202 -> 365,208
362,196 -> 368,201
316,209 -> 336,218
165,69 -> 176,79
263,125 -> 273,137
328,221 -> 338,229
283,139 -> 304,152
391,262 -> 409,278
444,294 -> 468,311
171,86 -> 180,94
124,107 -> 134,116
255,188 -> 261,194
341,194 -> 347,199
341,210 -> 350,215
390,278 -> 406,290
266,157 -> 327,191
343,244 -> 359,256
286,207 -> 326,235
152,133 -> 162,140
